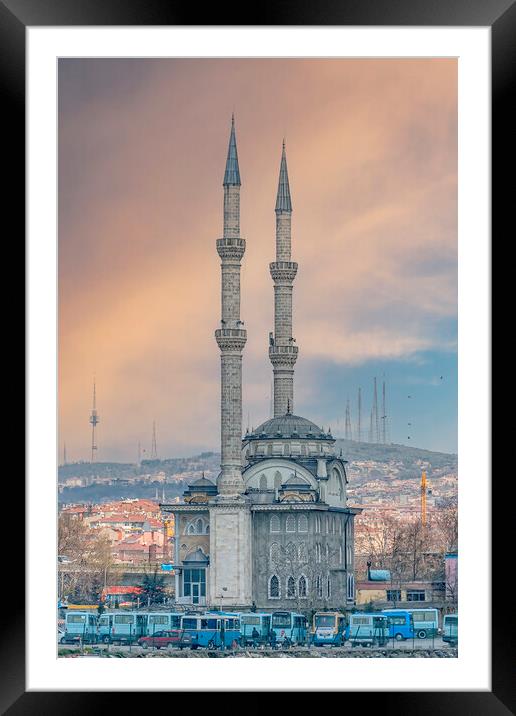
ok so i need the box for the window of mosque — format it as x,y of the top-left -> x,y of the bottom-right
283,444 -> 290,456
274,471 -> 282,489
314,514 -> 321,533
298,514 -> 308,532
316,575 -> 323,599
339,545 -> 343,564
285,542 -> 296,561
267,444 -> 273,455
326,576 -> 331,599
270,542 -> 280,564
316,543 -> 321,562
301,444 -> 307,455
298,575 -> 307,598
286,514 -> 296,533
259,474 -> 268,490
269,575 -> 280,599
286,576 -> 296,599
298,542 -> 307,562
186,517 -> 208,535
270,515 -> 281,533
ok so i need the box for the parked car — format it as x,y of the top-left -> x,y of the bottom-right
137,630 -> 193,650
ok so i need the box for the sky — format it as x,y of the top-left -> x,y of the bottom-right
58,58 -> 457,463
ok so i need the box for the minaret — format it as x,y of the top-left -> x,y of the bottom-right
269,141 -> 298,416
214,115 -> 247,496
209,117 -> 252,608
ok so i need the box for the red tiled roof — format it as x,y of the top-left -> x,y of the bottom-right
102,586 -> 143,595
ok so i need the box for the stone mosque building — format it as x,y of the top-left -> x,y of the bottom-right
161,117 -> 360,611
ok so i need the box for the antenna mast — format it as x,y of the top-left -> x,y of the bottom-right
89,379 -> 99,462
373,377 -> 380,443
151,421 -> 158,460
357,387 -> 362,442
382,377 -> 387,444
345,398 -> 352,440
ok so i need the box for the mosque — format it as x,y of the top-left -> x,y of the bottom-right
161,117 -> 360,611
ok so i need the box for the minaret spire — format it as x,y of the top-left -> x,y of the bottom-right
215,116 -> 247,495
269,141 -> 298,416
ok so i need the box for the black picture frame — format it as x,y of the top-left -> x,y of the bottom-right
6,0 -> 505,710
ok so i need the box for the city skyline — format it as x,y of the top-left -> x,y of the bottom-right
59,58 -> 457,462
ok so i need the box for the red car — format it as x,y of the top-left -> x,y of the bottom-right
137,630 -> 193,650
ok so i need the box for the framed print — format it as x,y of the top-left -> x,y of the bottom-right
6,0 -> 508,710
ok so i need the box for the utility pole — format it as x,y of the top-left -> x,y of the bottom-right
421,470 -> 427,527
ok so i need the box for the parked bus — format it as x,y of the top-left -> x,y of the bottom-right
61,610 -> 97,644
384,607 -> 439,638
239,613 -> 272,646
145,612 -> 182,636
311,612 -> 347,646
97,612 -> 113,643
381,610 -> 415,641
270,612 -> 308,645
442,613 -> 458,645
180,613 -> 241,649
346,613 -> 389,647
109,611 -> 148,644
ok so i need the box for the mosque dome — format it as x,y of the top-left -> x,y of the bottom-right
247,413 -> 333,441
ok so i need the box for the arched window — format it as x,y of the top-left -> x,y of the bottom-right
320,484 -> 326,502
270,542 -> 280,564
196,518 -> 204,534
326,543 -> 331,562
298,514 -> 308,533
270,515 -> 280,533
285,541 -> 296,562
267,444 -> 273,455
269,575 -> 280,599
298,575 -> 307,598
301,444 -> 307,455
316,575 -> 323,599
298,542 -> 307,562
187,524 -> 195,535
315,515 -> 321,533
326,515 -> 330,533
259,474 -> 267,490
339,545 -> 343,564
274,471 -> 282,489
316,543 -> 321,563
286,576 -> 296,599
286,514 -> 296,533
284,444 -> 290,456
326,576 -> 331,599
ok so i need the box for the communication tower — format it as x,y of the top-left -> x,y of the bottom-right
89,379 -> 99,462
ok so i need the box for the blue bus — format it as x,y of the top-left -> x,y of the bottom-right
382,610 -> 415,641
61,610 -> 97,644
180,613 -> 241,648
110,611 -> 148,644
442,614 -> 458,645
239,613 -> 272,646
311,612 -> 347,646
145,611 -> 182,636
270,611 -> 308,645
97,612 -> 113,643
346,613 -> 389,647
384,607 -> 439,639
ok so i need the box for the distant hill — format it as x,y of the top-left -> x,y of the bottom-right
335,439 -> 457,471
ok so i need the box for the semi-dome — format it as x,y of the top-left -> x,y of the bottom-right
247,413 -> 332,441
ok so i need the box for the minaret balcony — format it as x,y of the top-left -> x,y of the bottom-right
215,327 -> 247,352
217,237 -> 246,261
269,344 -> 298,366
269,261 -> 298,282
